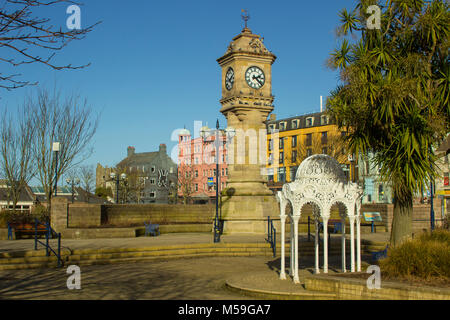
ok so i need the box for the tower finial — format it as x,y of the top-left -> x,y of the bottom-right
241,9 -> 250,29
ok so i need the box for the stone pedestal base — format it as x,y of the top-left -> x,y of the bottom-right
220,194 -> 279,234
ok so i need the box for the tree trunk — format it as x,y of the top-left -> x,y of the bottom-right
390,192 -> 413,247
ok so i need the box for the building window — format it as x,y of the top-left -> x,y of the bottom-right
321,131 -> 328,145
307,149 -> 313,157
225,168 -> 228,176
322,147 -> 328,155
279,138 -> 284,149
268,153 -> 273,165
278,167 -> 286,183
306,133 -> 312,147
291,135 -> 297,148
279,122 -> 287,131
279,152 -> 284,164
151,166 -> 156,173
195,184 -> 198,192
268,139 -> 273,151
150,178 -> 156,185
195,170 -> 198,178
291,150 -> 297,163
268,124 -> 276,132
291,119 -> 299,129
289,166 -> 298,182
320,115 -> 329,125
149,192 -> 156,198
306,117 -> 314,127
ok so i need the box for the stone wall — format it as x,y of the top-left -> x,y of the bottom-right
101,204 -> 215,226
68,203 -> 101,228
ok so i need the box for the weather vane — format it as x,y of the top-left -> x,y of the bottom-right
241,9 -> 250,28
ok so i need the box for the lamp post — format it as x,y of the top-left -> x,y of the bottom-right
52,142 -> 60,196
200,119 -> 235,243
66,178 -> 80,204
110,172 -> 127,204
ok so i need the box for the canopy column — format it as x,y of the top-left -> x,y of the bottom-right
314,215 -> 320,274
349,215 -> 356,272
322,216 -> 329,274
279,214 -> 287,280
292,215 -> 300,283
340,214 -> 346,273
356,214 -> 361,272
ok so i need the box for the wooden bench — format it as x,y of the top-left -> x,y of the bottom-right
144,222 -> 160,237
318,219 -> 343,234
7,222 -> 48,240
372,245 -> 389,261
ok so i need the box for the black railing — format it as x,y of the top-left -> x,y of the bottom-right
266,216 -> 276,257
34,219 -> 62,267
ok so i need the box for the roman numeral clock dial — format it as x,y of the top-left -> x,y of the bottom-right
225,67 -> 234,90
245,66 -> 265,89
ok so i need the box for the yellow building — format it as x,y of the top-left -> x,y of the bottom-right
266,112 -> 355,191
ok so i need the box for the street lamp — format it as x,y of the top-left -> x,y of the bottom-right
66,178 -> 80,204
200,119 -> 235,243
110,172 -> 127,204
53,142 -> 60,196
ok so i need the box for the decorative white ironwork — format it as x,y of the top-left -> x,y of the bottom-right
277,154 -> 363,283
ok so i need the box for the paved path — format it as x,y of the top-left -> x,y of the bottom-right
0,232 -> 388,300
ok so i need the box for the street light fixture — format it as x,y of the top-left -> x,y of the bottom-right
66,178 -> 80,204
200,119 -> 235,243
52,142 -> 60,196
110,172 -> 127,204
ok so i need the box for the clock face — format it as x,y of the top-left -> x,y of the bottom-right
245,66 -> 265,89
225,67 -> 234,91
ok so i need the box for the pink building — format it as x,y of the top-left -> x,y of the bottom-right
178,128 -> 228,204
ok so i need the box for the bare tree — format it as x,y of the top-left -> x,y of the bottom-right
79,164 -> 95,203
32,88 -> 99,210
177,163 -> 195,204
0,0 -> 100,90
0,103 -> 36,210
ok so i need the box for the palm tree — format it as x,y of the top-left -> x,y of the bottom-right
326,0 -> 449,246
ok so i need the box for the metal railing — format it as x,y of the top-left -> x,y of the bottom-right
266,216 -> 276,257
34,219 -> 62,267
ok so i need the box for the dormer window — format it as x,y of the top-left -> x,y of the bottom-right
279,121 -> 287,131
291,119 -> 299,129
320,115 -> 329,125
268,124 -> 276,132
306,117 -> 314,127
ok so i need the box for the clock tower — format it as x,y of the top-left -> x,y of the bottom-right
217,22 -> 279,234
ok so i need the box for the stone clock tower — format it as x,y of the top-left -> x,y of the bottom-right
217,23 -> 279,234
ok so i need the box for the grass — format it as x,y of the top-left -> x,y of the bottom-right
378,229 -> 450,283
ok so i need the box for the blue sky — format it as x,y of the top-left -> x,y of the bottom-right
0,0 -> 356,169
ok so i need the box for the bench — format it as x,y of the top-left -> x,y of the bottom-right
372,245 -> 389,261
7,222 -> 48,240
318,219 -> 343,234
144,222 -> 160,237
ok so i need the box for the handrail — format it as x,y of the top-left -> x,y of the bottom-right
266,216 -> 276,257
34,219 -> 62,267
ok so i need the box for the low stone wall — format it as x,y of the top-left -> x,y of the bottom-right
305,274 -> 450,300
0,228 -> 7,240
101,204 -> 214,226
68,204 -> 101,228
61,227 -> 136,239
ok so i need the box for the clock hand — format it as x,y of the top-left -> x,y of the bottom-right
253,75 -> 263,86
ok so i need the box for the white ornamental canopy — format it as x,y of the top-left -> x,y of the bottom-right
276,154 -> 364,283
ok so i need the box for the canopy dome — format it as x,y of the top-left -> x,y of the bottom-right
295,154 -> 347,184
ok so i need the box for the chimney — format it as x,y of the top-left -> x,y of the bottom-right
127,146 -> 135,157
159,144 -> 167,154
269,113 -> 276,121
320,96 -> 323,113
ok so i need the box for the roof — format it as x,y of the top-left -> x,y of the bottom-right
437,135 -> 450,154
266,111 -> 333,132
0,185 -> 35,203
